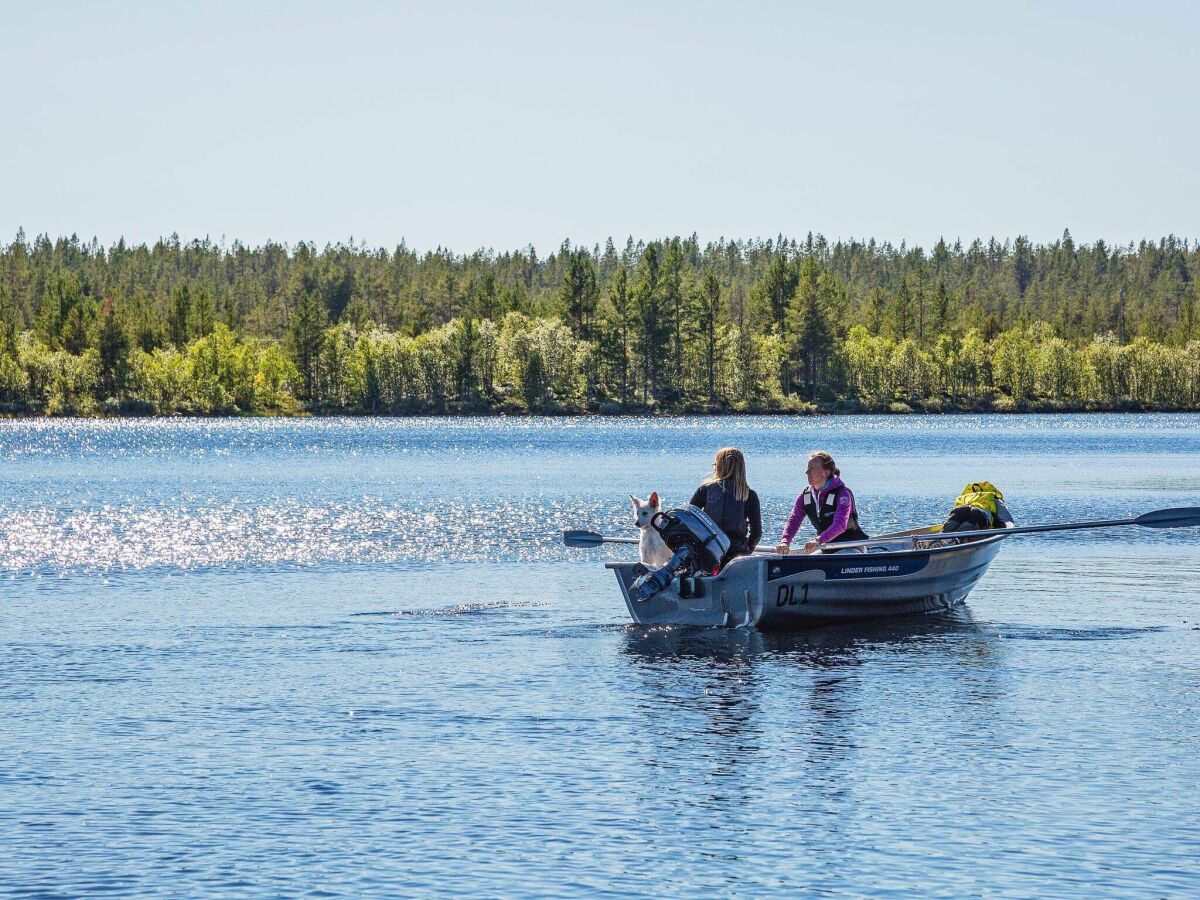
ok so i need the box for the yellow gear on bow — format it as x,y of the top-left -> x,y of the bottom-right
954,481 -> 1004,520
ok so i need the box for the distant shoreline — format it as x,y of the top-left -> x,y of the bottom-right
3,401 -> 1197,421
4,232 -> 1198,421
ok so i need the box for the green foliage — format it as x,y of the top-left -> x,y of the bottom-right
886,277 -> 916,340
787,258 -> 837,401
600,267 -> 632,404
1,229 -> 1199,415
633,244 -> 670,405
695,272 -> 723,403
289,287 -> 326,402
13,332 -> 99,415
0,351 -> 30,409
558,248 -> 598,339
169,283 -> 191,348
749,253 -> 797,334
188,324 -> 257,413
96,300 -> 130,401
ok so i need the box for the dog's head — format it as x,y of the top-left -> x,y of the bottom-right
629,492 -> 660,528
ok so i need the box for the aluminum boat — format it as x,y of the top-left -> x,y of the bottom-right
605,526 -> 1009,629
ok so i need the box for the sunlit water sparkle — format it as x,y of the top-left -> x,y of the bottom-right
2,415 -> 1199,896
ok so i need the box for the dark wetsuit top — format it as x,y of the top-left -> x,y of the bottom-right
689,480 -> 762,561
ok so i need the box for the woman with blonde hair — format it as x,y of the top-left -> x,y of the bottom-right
689,447 -> 762,566
776,450 -> 868,554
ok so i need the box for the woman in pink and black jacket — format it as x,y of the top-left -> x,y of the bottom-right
775,451 -> 869,554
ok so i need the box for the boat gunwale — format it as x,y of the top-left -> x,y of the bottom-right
803,529 -> 1009,562
603,529 -> 1009,572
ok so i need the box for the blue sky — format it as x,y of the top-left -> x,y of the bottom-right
1,0 -> 1196,253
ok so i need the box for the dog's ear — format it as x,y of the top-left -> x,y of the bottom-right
629,494 -> 640,505
649,491 -> 659,508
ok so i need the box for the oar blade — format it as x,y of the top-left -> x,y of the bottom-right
562,529 -> 605,548
1133,507 -> 1200,529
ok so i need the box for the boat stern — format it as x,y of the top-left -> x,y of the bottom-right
605,558 -> 764,628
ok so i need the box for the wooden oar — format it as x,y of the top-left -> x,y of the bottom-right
804,506 -> 1200,553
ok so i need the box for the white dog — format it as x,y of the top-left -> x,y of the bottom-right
630,493 -> 673,568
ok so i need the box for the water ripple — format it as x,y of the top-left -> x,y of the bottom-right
3,416 -> 1199,897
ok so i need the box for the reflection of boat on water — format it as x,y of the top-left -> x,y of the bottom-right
617,604 -> 1009,838
607,526 -> 1008,630
620,604 -> 988,663
619,607 -> 993,672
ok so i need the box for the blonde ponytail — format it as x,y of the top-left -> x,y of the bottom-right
701,446 -> 750,501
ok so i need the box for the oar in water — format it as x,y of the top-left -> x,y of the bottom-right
818,506 -> 1200,553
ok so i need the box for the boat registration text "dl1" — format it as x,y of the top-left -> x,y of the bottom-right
775,583 -> 810,607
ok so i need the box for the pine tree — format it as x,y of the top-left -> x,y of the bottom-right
697,272 -> 723,403
932,237 -> 951,276
290,288 -> 326,403
866,288 -> 887,335
452,316 -> 478,401
748,253 -> 797,334
1014,235 -> 1034,297
886,278 -> 915,340
190,285 -> 216,339
600,237 -> 619,282
59,301 -> 94,355
36,271 -> 82,348
787,257 -> 835,401
468,271 -> 501,322
916,275 -> 927,342
319,259 -> 354,322
0,281 -> 17,356
97,299 -> 130,401
169,283 -> 191,348
634,244 -> 669,404
930,280 -> 951,335
558,249 -> 598,339
605,267 -> 631,404
1174,282 -> 1198,345
661,241 -> 686,400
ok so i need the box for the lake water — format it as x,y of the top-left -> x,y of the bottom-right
2,414 -> 1198,897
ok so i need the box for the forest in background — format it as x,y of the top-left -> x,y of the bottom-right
2,229 -> 1199,416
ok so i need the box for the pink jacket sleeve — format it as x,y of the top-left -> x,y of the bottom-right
782,495 -> 807,544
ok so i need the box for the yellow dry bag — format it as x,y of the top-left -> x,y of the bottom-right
954,481 -> 1004,520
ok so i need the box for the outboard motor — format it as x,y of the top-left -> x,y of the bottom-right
632,505 -> 731,602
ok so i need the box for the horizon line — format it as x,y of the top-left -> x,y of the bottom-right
6,227 -> 1197,260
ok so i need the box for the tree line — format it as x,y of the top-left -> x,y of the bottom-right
1,229 -> 1198,415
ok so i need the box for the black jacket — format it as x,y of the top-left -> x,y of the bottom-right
689,480 -> 762,557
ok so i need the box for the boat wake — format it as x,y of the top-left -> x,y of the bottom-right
988,624 -> 1166,642
349,600 -> 548,619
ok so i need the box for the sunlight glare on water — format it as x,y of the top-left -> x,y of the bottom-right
2,415 -> 1199,896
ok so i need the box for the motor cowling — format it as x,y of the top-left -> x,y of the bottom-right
652,505 -> 730,572
631,505 -> 731,602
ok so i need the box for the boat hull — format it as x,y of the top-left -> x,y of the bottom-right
607,534 -> 1005,629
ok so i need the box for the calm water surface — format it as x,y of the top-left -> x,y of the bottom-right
2,415 -> 1199,896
